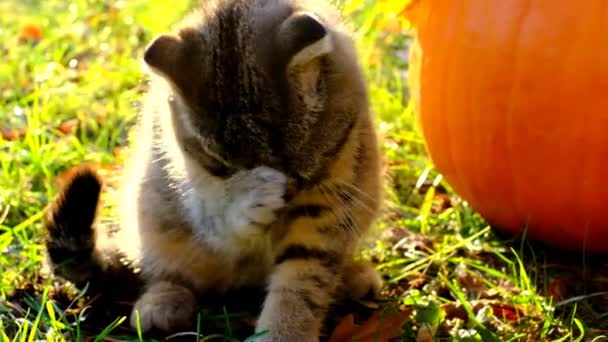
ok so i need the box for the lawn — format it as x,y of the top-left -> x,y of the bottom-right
1,0 -> 606,341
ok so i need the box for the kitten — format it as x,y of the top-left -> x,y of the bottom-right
45,0 -> 383,340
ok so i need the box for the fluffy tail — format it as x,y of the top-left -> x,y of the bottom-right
44,166 -> 143,299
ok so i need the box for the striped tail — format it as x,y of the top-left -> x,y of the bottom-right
44,166 -> 142,299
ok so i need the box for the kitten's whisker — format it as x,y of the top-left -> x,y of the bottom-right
318,186 -> 349,234
331,180 -> 376,203
323,183 -> 370,223
319,184 -> 359,236
325,182 -> 375,216
327,184 -> 364,235
318,185 -> 349,234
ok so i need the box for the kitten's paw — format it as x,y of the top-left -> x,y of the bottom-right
342,262 -> 383,300
227,166 -> 287,228
130,282 -> 196,333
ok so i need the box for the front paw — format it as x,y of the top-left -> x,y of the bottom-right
342,262 -> 383,300
130,282 -> 196,333
226,166 -> 287,228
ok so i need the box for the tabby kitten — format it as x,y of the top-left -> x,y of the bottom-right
45,0 -> 383,340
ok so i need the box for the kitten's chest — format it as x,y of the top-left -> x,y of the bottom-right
146,229 -> 274,292
222,231 -> 274,287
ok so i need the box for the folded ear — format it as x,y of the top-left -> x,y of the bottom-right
144,34 -> 183,80
277,12 -> 333,69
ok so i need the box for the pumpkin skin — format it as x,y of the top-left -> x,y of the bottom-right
406,1 -> 608,252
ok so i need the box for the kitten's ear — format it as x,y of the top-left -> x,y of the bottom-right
277,12 -> 333,69
144,34 -> 183,79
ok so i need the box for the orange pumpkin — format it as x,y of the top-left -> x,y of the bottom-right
406,1 -> 608,252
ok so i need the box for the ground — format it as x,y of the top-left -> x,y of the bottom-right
1,0 -> 607,341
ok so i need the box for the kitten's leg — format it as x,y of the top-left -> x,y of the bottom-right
256,206 -> 349,341
255,193 -> 379,341
342,261 -> 383,300
257,251 -> 341,342
257,249 -> 382,340
130,281 -> 196,333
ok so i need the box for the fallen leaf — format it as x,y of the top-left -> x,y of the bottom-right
482,303 -> 522,322
329,309 -> 411,342
408,275 -> 426,289
329,314 -> 357,342
443,300 -> 528,324
58,119 -> 79,134
1,128 -> 26,140
20,24 -> 43,41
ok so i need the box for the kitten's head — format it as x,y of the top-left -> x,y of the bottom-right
144,0 -> 368,186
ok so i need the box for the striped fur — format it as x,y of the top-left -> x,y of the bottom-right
44,0 -> 383,340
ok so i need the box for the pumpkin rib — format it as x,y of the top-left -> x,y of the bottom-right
575,0 -> 608,249
501,0 -> 532,232
521,1 -> 591,242
456,2 -> 479,204
466,1 -> 493,223
561,1 -> 592,244
442,0 -> 476,208
421,1 -> 460,195
561,1 -> 594,243
513,1 -> 556,239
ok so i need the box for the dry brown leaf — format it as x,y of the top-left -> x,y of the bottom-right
20,24 -> 43,41
481,302 -> 524,322
328,309 -> 410,342
58,119 -> 79,134
1,128 -> 26,140
1,118 -> 79,141
443,300 -> 528,323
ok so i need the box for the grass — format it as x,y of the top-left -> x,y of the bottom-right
1,0 -> 607,341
